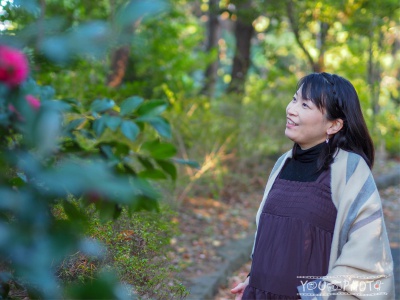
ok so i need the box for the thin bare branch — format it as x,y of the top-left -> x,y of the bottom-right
286,0 -> 316,71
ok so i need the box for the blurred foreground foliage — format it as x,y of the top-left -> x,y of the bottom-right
0,0 -> 192,299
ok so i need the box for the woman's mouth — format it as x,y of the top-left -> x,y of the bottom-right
287,118 -> 298,126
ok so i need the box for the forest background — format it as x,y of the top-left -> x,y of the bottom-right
0,0 -> 399,299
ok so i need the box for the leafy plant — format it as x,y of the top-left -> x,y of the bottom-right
0,1 -> 195,297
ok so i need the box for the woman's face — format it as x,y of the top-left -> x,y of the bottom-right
285,89 -> 333,149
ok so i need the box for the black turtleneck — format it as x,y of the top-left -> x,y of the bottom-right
279,142 -> 328,182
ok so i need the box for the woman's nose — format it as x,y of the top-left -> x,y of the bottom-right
286,102 -> 298,116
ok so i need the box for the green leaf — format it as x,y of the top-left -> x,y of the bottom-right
114,143 -> 130,157
17,172 -> 28,182
0,189 -> 17,212
113,204 -> 122,219
172,158 -> 200,169
121,162 -> 137,176
90,99 -> 115,113
65,271 -> 122,299
96,201 -> 117,222
120,121 -> 140,141
14,0 -> 40,13
141,141 -> 176,159
137,100 -> 167,116
128,195 -> 159,212
93,118 -> 106,137
137,156 -> 154,169
61,98 -> 82,107
136,116 -> 171,138
9,176 -> 26,188
116,0 -> 168,28
149,117 -> 171,138
120,96 -> 143,116
60,140 -> 85,152
130,178 -> 160,200
65,118 -> 85,133
39,85 -> 55,101
156,160 -> 177,180
138,169 -> 167,180
74,132 -> 98,151
68,21 -> 111,58
99,142 -> 130,157
100,145 -> 115,160
103,115 -> 122,131
63,201 -> 86,222
0,280 -> 9,299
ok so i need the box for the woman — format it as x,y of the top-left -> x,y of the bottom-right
231,72 -> 395,299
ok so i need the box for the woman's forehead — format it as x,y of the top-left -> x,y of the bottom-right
295,87 -> 312,100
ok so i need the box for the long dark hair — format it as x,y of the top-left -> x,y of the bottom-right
292,72 -> 375,169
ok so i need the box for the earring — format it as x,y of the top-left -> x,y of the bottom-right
326,134 -> 329,144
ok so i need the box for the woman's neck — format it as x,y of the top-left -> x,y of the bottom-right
294,142 -> 326,163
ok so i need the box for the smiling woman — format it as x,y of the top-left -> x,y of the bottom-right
231,72 -> 394,300
285,90 -> 342,151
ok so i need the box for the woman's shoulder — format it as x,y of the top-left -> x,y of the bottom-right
273,150 -> 292,167
332,149 -> 371,170
331,149 -> 374,186
330,149 -> 378,209
267,150 -> 292,179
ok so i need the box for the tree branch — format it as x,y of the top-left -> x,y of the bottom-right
286,0 -> 316,71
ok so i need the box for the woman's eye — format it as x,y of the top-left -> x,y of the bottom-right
302,103 -> 309,108
292,97 -> 296,102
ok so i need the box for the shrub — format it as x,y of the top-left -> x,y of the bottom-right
0,30 -> 189,299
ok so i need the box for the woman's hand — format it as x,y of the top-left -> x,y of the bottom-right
230,276 -> 249,300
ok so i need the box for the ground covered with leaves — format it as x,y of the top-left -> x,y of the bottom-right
165,156 -> 275,287
172,194 -> 259,281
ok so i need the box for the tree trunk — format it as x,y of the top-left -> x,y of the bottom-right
201,0 -> 220,97
367,23 -> 383,116
390,34 -> 400,107
106,1 -> 135,88
367,21 -> 386,159
227,18 -> 254,94
315,21 -> 329,73
106,46 -> 131,88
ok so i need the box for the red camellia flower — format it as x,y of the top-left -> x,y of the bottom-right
0,45 -> 29,87
25,94 -> 41,110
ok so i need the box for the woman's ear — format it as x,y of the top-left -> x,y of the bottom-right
327,119 -> 343,135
